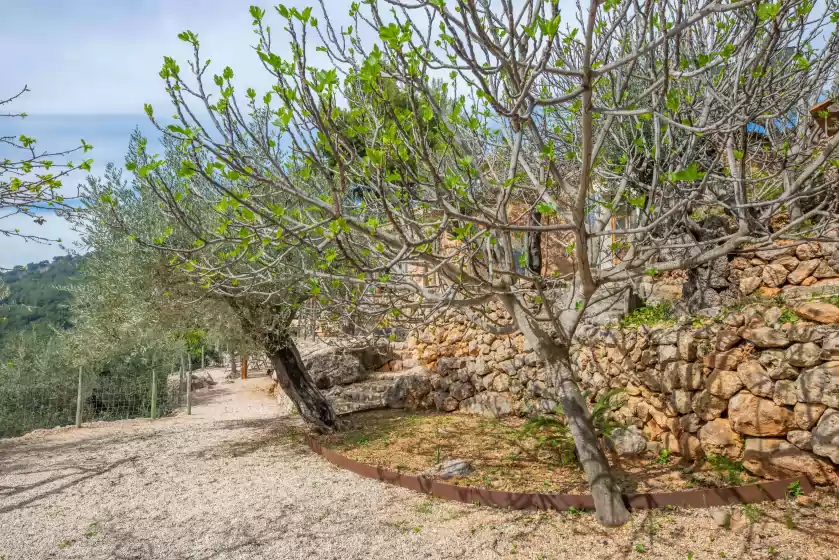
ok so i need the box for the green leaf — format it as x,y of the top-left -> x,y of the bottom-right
668,163 -> 706,183
536,201 -> 557,216
756,2 -> 781,22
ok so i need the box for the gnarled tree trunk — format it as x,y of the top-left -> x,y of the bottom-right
230,299 -> 339,432
502,296 -> 631,527
265,330 -> 339,432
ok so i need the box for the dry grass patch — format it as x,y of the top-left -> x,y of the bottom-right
320,410 -> 760,494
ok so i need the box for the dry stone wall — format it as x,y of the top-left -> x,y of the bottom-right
642,239 -> 839,310
388,298 -> 839,485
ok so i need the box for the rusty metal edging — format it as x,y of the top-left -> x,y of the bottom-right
306,436 -> 814,511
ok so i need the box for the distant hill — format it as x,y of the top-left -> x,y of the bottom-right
0,255 -> 82,348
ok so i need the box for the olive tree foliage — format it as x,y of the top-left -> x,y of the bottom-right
120,0 -> 839,524
89,136 -> 353,430
1,86 -> 93,249
73,164 -> 249,369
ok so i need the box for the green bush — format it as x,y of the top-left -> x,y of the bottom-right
620,302 -> 676,328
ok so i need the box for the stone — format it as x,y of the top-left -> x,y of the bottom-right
813,261 -> 839,279
449,382 -> 476,401
796,302 -> 839,324
760,287 -> 782,297
661,432 -> 681,454
737,360 -> 774,398
491,374 -> 510,392
786,342 -> 824,368
704,350 -> 745,371
787,324 -> 830,343
421,459 -> 473,479
644,418 -> 665,441
758,349 -> 785,369
678,362 -> 704,391
680,413 -> 703,433
765,306 -> 784,325
459,392 -> 514,416
795,362 -> 839,407
680,433 -> 703,461
757,246 -> 795,261
728,391 -> 796,436
608,426 -> 648,456
762,263 -> 789,287
301,345 -> 367,389
433,392 -> 460,412
796,241 -> 822,261
741,327 -> 790,348
742,438 -> 837,485
670,390 -> 695,415
812,408 -> 839,464
823,334 -> 839,361
678,332 -> 697,362
739,276 -> 762,295
773,380 -> 799,407
707,369 -> 744,399
716,330 -> 742,352
658,344 -> 679,364
692,389 -> 729,421
774,255 -> 800,271
787,430 -> 813,451
801,276 -> 818,286
794,402 -> 827,430
768,364 -> 800,381
698,418 -> 743,459
788,259 -> 821,284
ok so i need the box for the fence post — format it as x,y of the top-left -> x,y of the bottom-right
201,346 -> 205,372
186,352 -> 192,415
150,366 -> 157,420
75,366 -> 83,428
241,353 -> 248,380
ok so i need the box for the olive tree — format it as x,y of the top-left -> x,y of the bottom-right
125,0 -> 839,524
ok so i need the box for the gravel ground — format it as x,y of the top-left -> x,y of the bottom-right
1,367 -> 838,560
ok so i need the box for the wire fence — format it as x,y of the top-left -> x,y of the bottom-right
0,357 -> 203,440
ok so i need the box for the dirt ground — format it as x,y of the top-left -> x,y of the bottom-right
1,367 -> 838,560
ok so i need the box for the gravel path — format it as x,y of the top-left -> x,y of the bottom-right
2,368 -> 838,560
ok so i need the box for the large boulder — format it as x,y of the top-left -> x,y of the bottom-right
728,391 -> 796,436
698,418 -> 743,459
301,345 -> 367,389
742,438 -> 838,485
788,259 -> 821,285
812,408 -> 839,464
459,391 -> 514,417
796,302 -> 839,324
741,327 -> 790,348
608,426 -> 648,456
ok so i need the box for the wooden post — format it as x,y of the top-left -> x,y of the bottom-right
241,353 -> 248,380
179,354 -> 185,392
75,366 -> 83,428
150,366 -> 157,420
186,353 -> 192,415
201,346 -> 205,372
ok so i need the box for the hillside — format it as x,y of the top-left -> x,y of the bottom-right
0,255 -> 81,348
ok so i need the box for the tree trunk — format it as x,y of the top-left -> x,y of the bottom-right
265,330 -> 339,432
502,296 -> 631,526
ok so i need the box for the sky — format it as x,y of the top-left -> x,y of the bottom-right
0,0 -> 328,269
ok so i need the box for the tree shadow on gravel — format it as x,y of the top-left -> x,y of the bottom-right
191,417 -> 310,460
0,455 -> 138,514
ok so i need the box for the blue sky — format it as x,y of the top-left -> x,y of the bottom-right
1,0 -> 322,268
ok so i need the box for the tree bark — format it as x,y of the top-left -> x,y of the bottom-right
501,296 -> 631,527
526,208 -> 543,276
265,330 -> 339,432
228,299 -> 339,432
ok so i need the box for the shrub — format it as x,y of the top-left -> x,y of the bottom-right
620,302 -> 676,328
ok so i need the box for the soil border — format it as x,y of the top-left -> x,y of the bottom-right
307,436 -> 814,511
